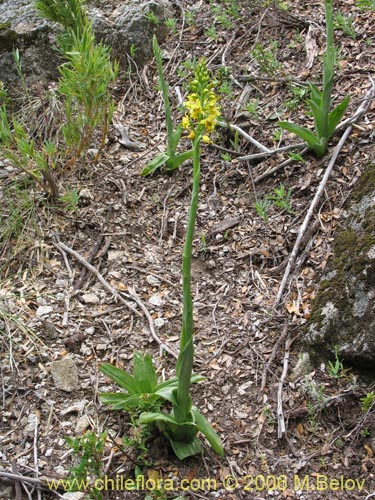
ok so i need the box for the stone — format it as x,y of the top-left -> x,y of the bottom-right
289,352 -> 313,381
0,0 -> 172,92
75,415 -> 90,434
81,293 -> 100,304
148,293 -> 163,306
91,0 -> 172,67
61,492 -> 89,500
146,274 -> 161,286
36,305 -> 54,317
154,317 -> 165,328
305,164 -> 375,372
50,358 -> 79,392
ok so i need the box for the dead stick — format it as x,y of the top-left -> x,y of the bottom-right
53,239 -> 141,317
74,207 -> 113,291
274,125 -> 352,306
0,470 -> 46,486
277,335 -> 293,439
127,287 -> 178,359
11,461 -> 23,500
260,324 -> 288,392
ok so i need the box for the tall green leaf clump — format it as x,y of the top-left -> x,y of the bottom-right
35,0 -> 118,168
140,36 -> 193,176
0,0 -> 118,200
278,0 -> 349,157
34,0 -> 88,51
100,60 -> 224,461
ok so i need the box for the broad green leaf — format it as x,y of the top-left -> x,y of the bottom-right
191,406 -> 224,457
169,435 -> 202,460
309,83 -> 323,106
100,363 -> 137,394
169,125 -> 183,153
133,352 -> 158,393
327,96 -> 350,136
156,374 -> 205,402
307,99 -> 327,140
165,149 -> 194,171
277,121 -> 318,148
140,152 -> 169,176
100,392 -> 160,410
175,338 -> 194,421
139,411 -> 180,426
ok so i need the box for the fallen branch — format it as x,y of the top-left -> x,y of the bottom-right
277,334 -> 298,439
260,324 -> 288,393
218,120 -> 271,153
53,237 -> 141,317
253,147 -> 309,183
73,207 -> 113,291
274,125 -> 352,305
0,470 -> 47,487
238,141 -> 306,162
127,287 -> 178,359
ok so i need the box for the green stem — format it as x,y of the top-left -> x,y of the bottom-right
175,137 -> 201,420
322,0 -> 335,136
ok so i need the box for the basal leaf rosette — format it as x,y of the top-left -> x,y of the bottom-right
182,60 -> 220,144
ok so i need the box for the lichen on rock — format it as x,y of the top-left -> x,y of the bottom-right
306,163 -> 375,372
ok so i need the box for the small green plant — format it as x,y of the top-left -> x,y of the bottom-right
185,9 -> 196,26
288,152 -> 305,162
255,184 -> 293,221
267,183 -> 294,213
277,0 -> 350,157
245,99 -> 260,119
205,25 -> 218,39
261,405 -> 276,425
129,43 -> 137,58
327,347 -> 346,378
141,36 -> 193,176
361,427 -> 371,437
221,152 -> 231,162
255,199 -> 272,222
200,232 -> 207,252
215,13 -> 233,29
145,11 -> 159,25
250,41 -> 281,76
65,431 -> 107,500
356,0 -> 375,11
360,391 -> 375,413
122,415 -> 155,466
165,17 -> 178,34
334,12 -> 356,38
285,83 -> 308,110
60,190 -> 80,212
0,0 -> 118,200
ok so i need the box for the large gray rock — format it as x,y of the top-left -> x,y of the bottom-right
0,0 -> 59,89
0,0 -> 172,90
306,164 -> 375,371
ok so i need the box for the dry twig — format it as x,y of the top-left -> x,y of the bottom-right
53,237 -> 141,317
127,287 -> 178,359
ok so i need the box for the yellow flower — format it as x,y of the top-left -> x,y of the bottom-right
202,135 -> 211,144
187,130 -> 196,140
182,116 -> 190,129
